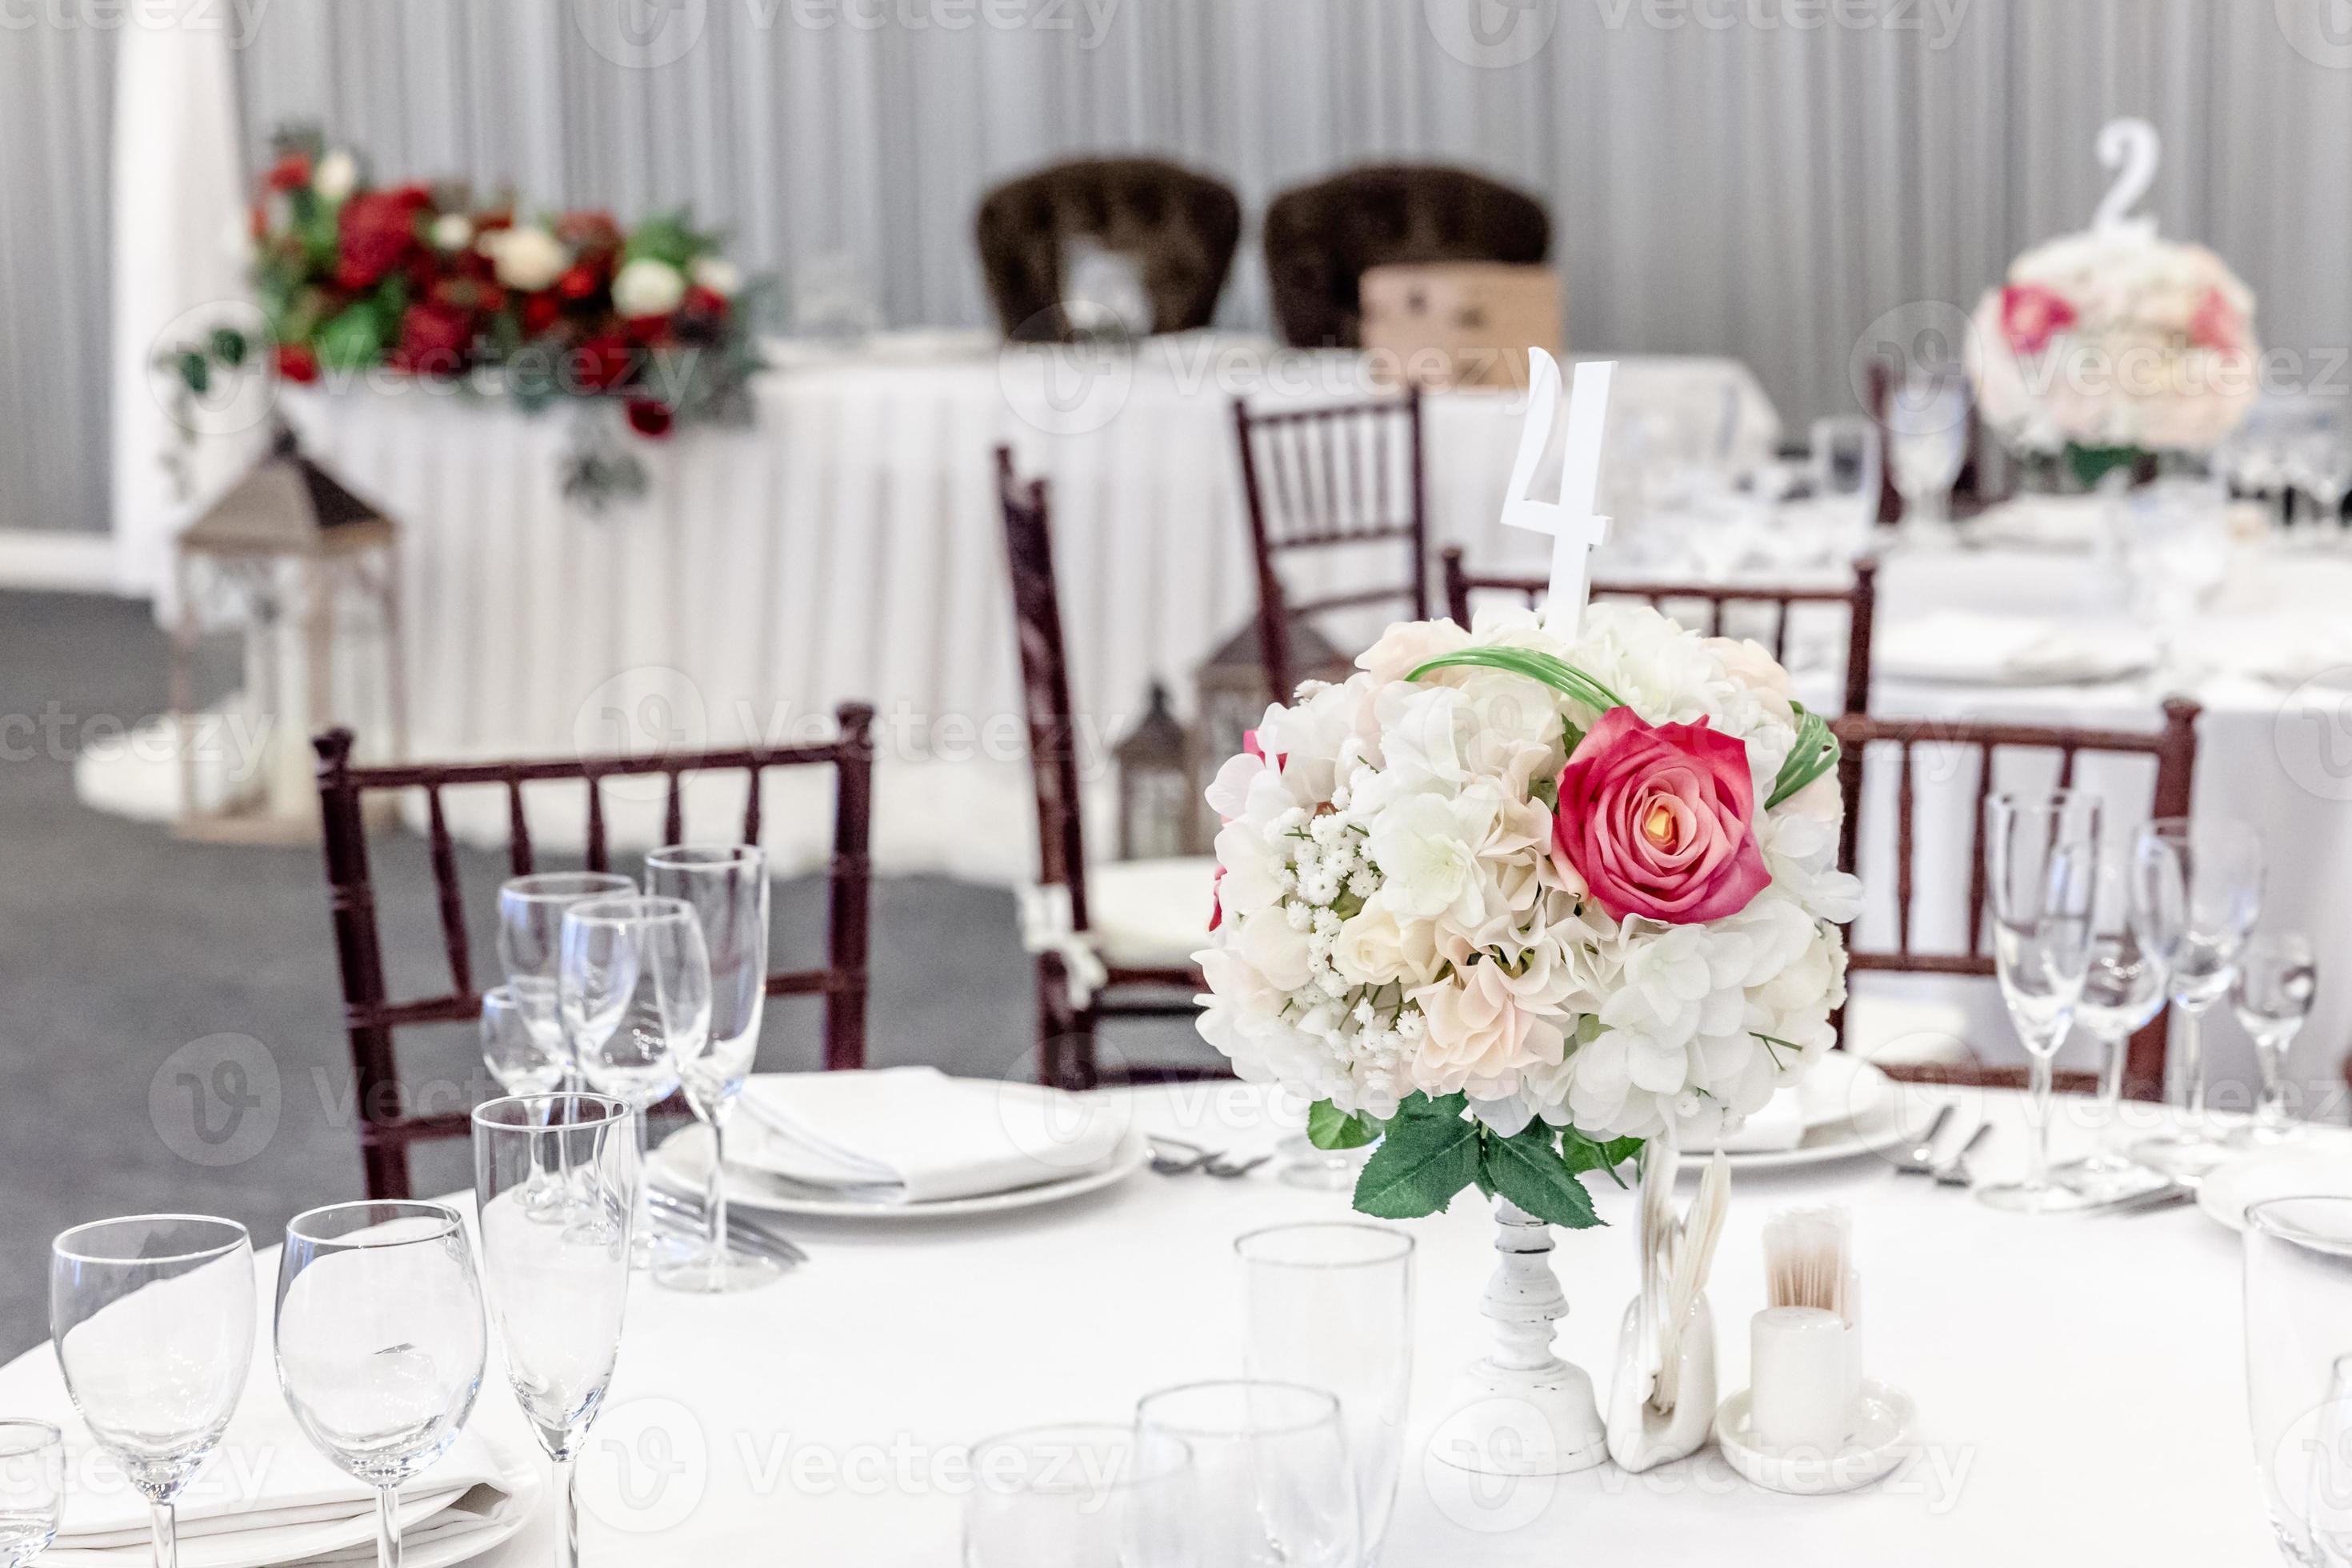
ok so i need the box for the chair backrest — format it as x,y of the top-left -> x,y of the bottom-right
994,448 -> 1096,926
1441,547 -> 1879,718
975,157 -> 1242,342
1830,699 -> 2200,1099
1233,389 -> 1429,700
1262,163 -> 1550,349
313,711 -> 875,1198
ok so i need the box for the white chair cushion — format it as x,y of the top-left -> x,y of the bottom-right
1086,858 -> 1220,969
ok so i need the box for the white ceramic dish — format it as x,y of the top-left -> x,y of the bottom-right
1690,1058 -> 1916,1173
653,1127 -> 1153,1221
1714,1378 -> 1918,1496
2196,1130 -> 2352,1233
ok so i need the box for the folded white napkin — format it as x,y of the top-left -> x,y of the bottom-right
1966,494 -> 2111,550
732,1067 -> 1130,1204
1877,610 -> 2158,686
0,1282 -> 526,1568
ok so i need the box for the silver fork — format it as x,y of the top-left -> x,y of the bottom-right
648,1186 -> 810,1264
1149,1137 -> 1219,1176
1203,1153 -> 1272,1179
1890,1105 -> 1958,1176
1931,1123 -> 1996,1188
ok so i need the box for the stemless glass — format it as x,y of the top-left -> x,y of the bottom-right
1976,791 -> 2101,1214
560,895 -> 710,1270
2246,1196 -> 2352,1565
50,1216 -> 255,1568
2058,928 -> 2168,1194
644,846 -> 779,1294
1236,1224 -> 1414,1559
474,1094 -> 637,1568
1134,1382 -> 1356,1568
2236,933 -> 2321,1144
499,873 -> 636,1078
482,985 -> 570,1096
2130,817 -> 2266,1177
275,1202 -> 487,1568
962,1425 -> 1194,1567
0,1422 -> 62,1567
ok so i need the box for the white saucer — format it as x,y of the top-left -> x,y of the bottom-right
1714,1379 -> 1918,1495
2197,1129 -> 2352,1232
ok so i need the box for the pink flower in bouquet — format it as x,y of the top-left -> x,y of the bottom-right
1552,708 -> 1768,926
2190,286 -> 2246,353
1998,283 -> 2077,354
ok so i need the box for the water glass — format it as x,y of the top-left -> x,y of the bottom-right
474,1093 -> 637,1568
2130,817 -> 2266,1177
275,1202 -> 486,1568
560,895 -> 710,1270
2246,1196 -> 2352,1565
50,1215 -> 255,1568
1886,367 -> 1970,540
962,1424 -> 1194,1567
2060,928 -> 2167,1192
1236,1223 -> 1413,1558
482,984 -> 569,1096
644,846 -> 779,1294
0,1422 -> 62,1567
2236,932 -> 2320,1142
1134,1381 -> 1356,1568
1977,791 -> 2101,1214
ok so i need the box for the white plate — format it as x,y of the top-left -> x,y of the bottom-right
1714,1378 -> 1918,1495
653,1128 -> 1153,1221
1690,1058 -> 1917,1173
2197,1131 -> 2352,1233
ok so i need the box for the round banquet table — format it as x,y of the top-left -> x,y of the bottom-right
1,1082 -> 2258,1565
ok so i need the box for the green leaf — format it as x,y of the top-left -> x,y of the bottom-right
1408,648 -> 1626,716
1397,1090 -> 1468,1122
1766,702 -> 1840,810
1482,1125 -> 1604,1230
623,211 -> 702,269
1351,1110 -> 1479,1219
1306,1100 -> 1378,1151
314,301 -> 390,371
1560,1130 -> 1646,1189
207,327 -> 249,369
175,350 -> 210,395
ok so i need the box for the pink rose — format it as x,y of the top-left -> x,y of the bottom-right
1999,283 -> 2077,354
2189,286 -> 2245,354
1552,708 -> 1770,926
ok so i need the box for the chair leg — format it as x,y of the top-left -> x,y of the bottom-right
1034,954 -> 1100,1090
362,1136 -> 411,1202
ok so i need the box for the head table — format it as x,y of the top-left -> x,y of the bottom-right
0,1082 -> 2270,1564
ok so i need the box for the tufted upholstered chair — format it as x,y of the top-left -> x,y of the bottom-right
975,157 -> 1242,342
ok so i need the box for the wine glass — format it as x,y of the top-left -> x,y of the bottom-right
1886,367 -> 1970,543
274,1202 -> 486,1568
2057,928 -> 2167,1196
1134,1382 -> 1356,1567
1236,1224 -> 1414,1559
643,845 -> 781,1294
482,984 -> 569,1096
2235,932 -> 2320,1144
50,1215 -> 255,1568
963,1425 -> 1195,1566
2129,817 -> 2265,1178
0,1422 -> 62,1567
560,895 -> 710,1270
2246,1197 -> 2352,1564
498,873 -> 635,1080
1976,791 -> 2101,1214
473,1093 -> 637,1568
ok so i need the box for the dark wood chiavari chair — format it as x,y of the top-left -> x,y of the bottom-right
313,712 -> 876,1198
995,448 -> 1224,1090
1829,699 -> 2200,1098
1441,547 -> 1880,718
1233,389 -> 1429,701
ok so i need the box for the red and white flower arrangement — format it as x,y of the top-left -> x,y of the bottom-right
1965,227 -> 2259,473
1194,602 -> 1858,1227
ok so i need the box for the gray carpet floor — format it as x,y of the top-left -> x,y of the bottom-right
0,589 -> 1211,1359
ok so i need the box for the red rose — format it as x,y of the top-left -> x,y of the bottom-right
622,311 -> 673,346
1552,708 -> 1769,925
555,210 -> 622,251
626,399 -> 674,438
335,189 -> 430,291
388,303 -> 473,376
521,294 -> 562,335
683,284 -> 730,318
274,344 -> 320,384
1998,284 -> 2076,355
264,152 -> 311,193
556,263 -> 603,302
573,334 -> 636,392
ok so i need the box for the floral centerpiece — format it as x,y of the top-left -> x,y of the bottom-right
166,129 -> 770,506
1965,226 -> 2259,488
1194,602 -> 1859,1230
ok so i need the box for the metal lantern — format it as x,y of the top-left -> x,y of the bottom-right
168,426 -> 407,841
1115,681 -> 1197,860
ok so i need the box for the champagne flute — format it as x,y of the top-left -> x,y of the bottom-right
274,1202 -> 486,1568
644,845 -> 781,1294
0,1422 -> 63,1567
2129,817 -> 2265,1178
498,873 -> 635,1078
560,896 -> 710,1270
474,1093 -> 637,1568
2234,931 -> 2319,1144
2057,928 -> 2167,1196
50,1216 -> 255,1568
1976,791 -> 2101,1214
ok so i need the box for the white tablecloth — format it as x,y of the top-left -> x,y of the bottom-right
0,1083 -> 2266,1564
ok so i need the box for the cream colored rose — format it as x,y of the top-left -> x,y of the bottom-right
1358,618 -> 1471,685
1706,635 -> 1796,726
690,256 -> 742,297
482,226 -> 568,292
1331,901 -> 1409,986
613,258 -> 687,318
313,149 -> 358,203
429,213 -> 474,252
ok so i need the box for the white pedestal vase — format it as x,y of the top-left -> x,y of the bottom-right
1427,1198 -> 1608,1477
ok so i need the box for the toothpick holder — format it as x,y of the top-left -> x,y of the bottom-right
1427,1198 -> 1609,1477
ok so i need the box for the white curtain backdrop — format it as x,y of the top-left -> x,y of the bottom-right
11,0 -> 2352,542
